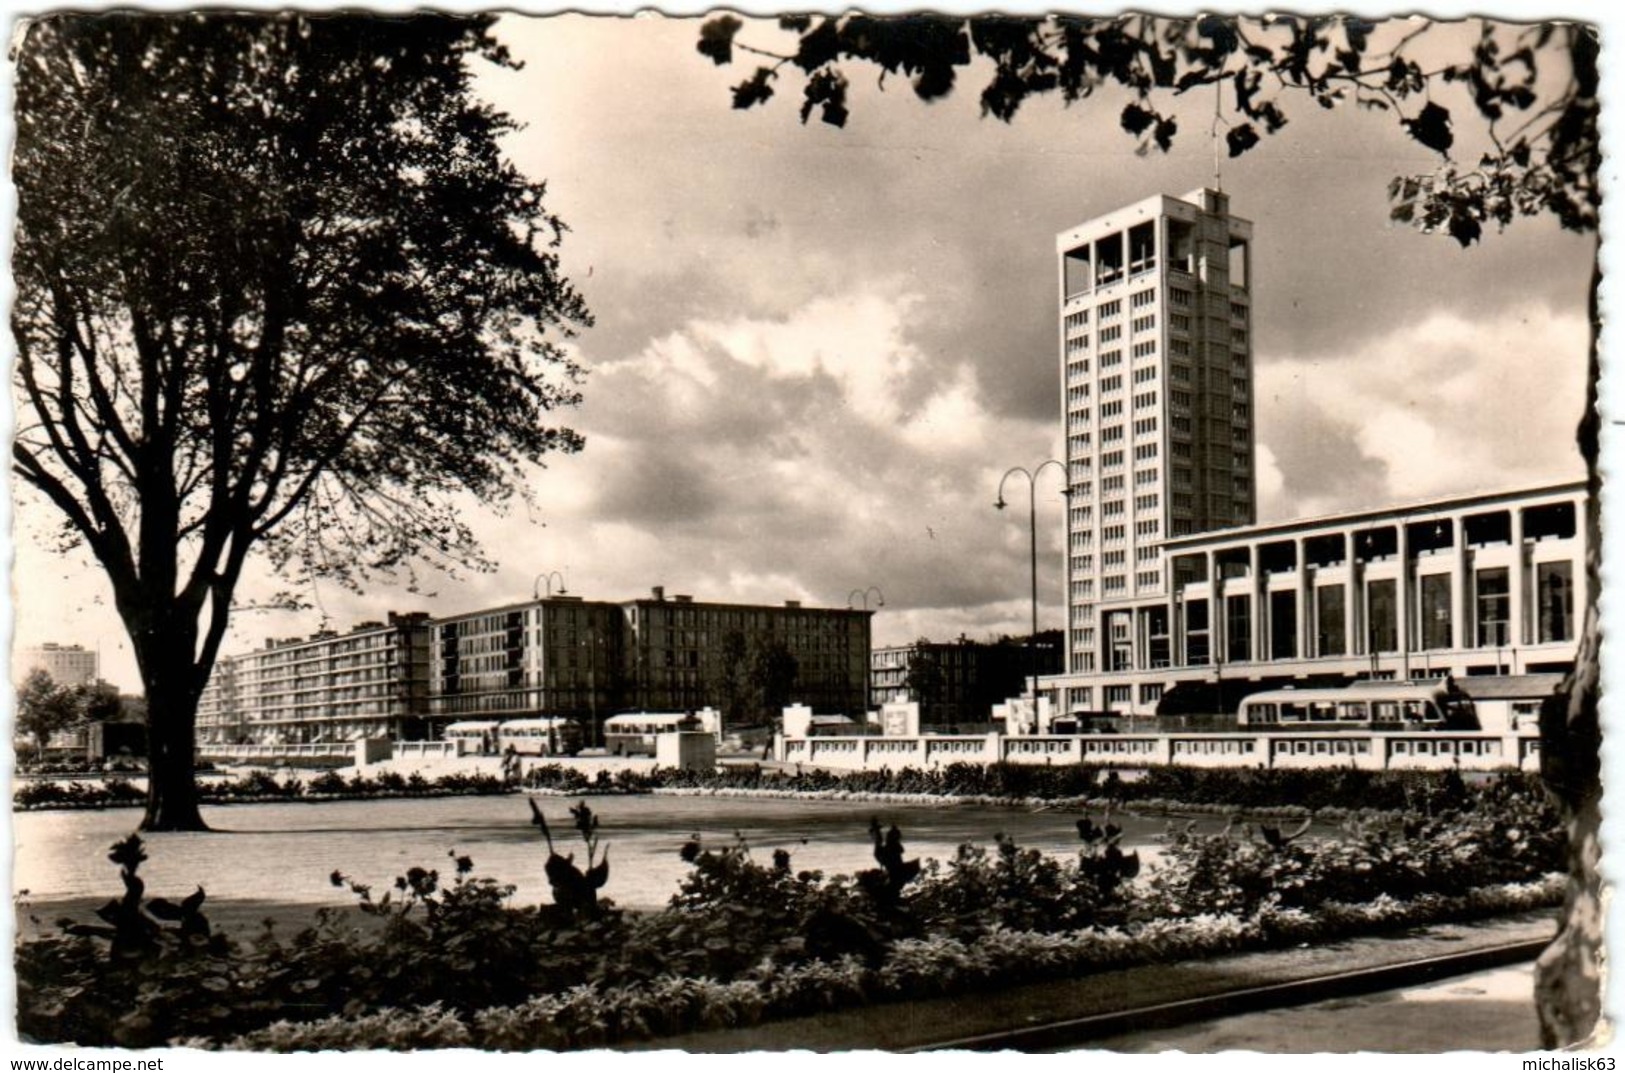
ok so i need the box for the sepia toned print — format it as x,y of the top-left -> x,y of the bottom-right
8,11 -> 1603,1056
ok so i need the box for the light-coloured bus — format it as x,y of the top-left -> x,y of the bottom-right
1237,682 -> 1477,731
602,711 -> 719,756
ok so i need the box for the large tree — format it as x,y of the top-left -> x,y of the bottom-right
12,14 -> 591,830
696,14 -> 1601,1046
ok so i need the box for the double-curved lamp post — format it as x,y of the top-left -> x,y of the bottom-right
847,586 -> 885,610
533,571 -> 567,600
996,460 -> 1069,697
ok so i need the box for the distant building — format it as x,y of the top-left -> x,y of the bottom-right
871,635 -> 1062,728
17,642 -> 99,688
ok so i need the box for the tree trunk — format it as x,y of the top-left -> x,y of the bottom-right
1533,261 -> 1603,1047
140,654 -> 208,832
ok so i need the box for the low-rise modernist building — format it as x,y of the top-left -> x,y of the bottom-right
870,635 -> 1062,728
1040,481 -> 1585,720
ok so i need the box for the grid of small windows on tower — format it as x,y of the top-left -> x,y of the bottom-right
1173,492 -> 1194,510
1173,466 -> 1191,486
1073,554 -> 1093,573
1100,399 -> 1123,419
1130,288 -> 1156,309
1172,415 -> 1192,433
1102,425 -> 1125,443
1132,417 -> 1158,437
1069,458 -> 1092,478
1103,549 -> 1126,567
1170,363 -> 1191,382
1100,349 -> 1123,368
1070,486 -> 1093,506
1068,359 -> 1091,381
1065,310 -> 1089,330
1068,433 -> 1090,454
1068,410 -> 1092,429
1232,451 -> 1249,471
1132,341 -> 1157,361
1171,313 -> 1191,332
1233,402 -> 1250,421
1131,314 -> 1156,334
1103,524 -> 1126,543
1101,374 -> 1123,393
1135,492 -> 1160,513
1171,338 -> 1192,357
1133,442 -> 1159,461
1230,302 -> 1248,322
1103,575 -> 1127,593
1066,335 -> 1090,354
1069,503 -> 1094,525
1100,324 -> 1123,344
1171,389 -> 1192,408
1071,579 -> 1095,600
1170,287 -> 1192,307
1132,365 -> 1157,384
1102,473 -> 1125,493
1136,544 -> 1160,561
1098,299 -> 1122,319
1134,467 -> 1159,485
1232,376 -> 1248,394
1231,327 -> 1249,346
1136,570 -> 1161,588
1102,450 -> 1124,469
1133,391 -> 1157,410
1102,498 -> 1125,517
1233,426 -> 1250,445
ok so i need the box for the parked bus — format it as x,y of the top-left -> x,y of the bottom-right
1237,682 -> 1477,731
602,711 -> 719,756
495,717 -> 581,757
443,720 -> 502,755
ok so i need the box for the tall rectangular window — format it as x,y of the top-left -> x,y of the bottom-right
1538,562 -> 1574,643
1367,579 -> 1398,653
1316,584 -> 1345,656
1269,590 -> 1297,660
1226,594 -> 1251,662
1184,598 -> 1210,666
1418,573 -> 1453,650
1476,568 -> 1511,647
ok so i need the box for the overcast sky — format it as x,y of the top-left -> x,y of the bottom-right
10,14 -> 1597,691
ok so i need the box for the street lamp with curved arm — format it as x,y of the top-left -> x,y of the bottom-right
533,571 -> 567,600
847,585 -> 885,610
995,460 -> 1069,697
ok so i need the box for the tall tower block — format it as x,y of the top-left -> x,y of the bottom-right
1056,189 -> 1255,697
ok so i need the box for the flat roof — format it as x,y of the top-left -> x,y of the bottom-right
1161,479 -> 1586,551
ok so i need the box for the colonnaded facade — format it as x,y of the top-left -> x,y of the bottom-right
197,590 -> 871,744
1040,188 -> 1583,720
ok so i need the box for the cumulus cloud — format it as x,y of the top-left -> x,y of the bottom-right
1255,304 -> 1588,518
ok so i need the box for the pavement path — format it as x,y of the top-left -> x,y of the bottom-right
629,910 -> 1558,1052
1084,961 -> 1543,1053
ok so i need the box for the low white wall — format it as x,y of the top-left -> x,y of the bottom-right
781,731 -> 1536,773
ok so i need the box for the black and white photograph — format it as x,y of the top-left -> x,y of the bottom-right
5,6 -> 1613,1058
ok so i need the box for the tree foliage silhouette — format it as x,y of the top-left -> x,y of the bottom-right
13,13 -> 591,830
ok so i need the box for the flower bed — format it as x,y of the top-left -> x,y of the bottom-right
17,777 -> 1564,1050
